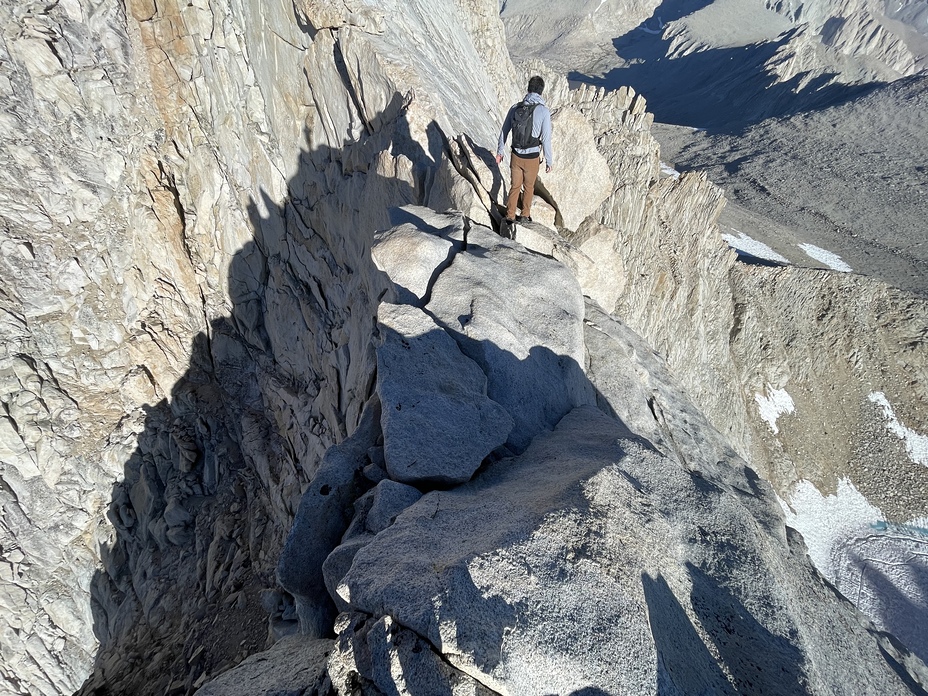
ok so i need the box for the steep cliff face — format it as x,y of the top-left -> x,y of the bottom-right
0,0 -> 515,693
1,0 -> 927,694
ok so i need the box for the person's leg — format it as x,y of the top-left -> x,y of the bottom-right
520,155 -> 540,218
506,156 -> 525,220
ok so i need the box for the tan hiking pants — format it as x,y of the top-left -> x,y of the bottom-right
506,151 -> 540,219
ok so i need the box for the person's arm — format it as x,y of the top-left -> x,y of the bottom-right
540,107 -> 553,172
496,105 -> 515,163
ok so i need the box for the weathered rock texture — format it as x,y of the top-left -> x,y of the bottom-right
0,0 -> 519,693
318,209 -> 928,695
502,59 -> 928,669
194,634 -> 333,696
1,0 -> 927,692
377,302 -> 513,485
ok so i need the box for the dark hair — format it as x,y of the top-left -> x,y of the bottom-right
527,75 -> 544,95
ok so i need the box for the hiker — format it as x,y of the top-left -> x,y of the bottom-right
495,75 -> 553,224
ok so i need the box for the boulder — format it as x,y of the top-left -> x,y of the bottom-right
328,612 -> 497,696
322,480 -> 423,612
513,220 -> 611,307
425,222 -> 595,452
338,406 -> 928,695
323,536 -> 374,614
377,302 -> 512,485
372,207 -> 467,306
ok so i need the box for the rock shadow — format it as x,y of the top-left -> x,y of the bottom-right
844,546 -> 928,664
643,573 -> 736,695
79,92 -> 454,696
686,561 -> 806,694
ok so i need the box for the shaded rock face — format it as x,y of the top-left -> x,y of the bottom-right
1,0 -> 519,693
194,634 -> 333,696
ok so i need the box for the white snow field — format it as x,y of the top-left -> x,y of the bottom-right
782,478 -> 928,663
869,392 -> 928,467
722,231 -> 789,263
798,243 -> 853,272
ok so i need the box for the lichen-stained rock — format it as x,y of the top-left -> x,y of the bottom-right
377,302 -> 512,485
339,406 -> 928,695
425,223 -> 596,453
294,0 -> 386,34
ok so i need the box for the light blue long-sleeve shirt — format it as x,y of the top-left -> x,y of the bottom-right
497,92 -> 553,167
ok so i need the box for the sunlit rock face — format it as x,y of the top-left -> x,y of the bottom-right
309,208 -> 928,695
2,0 -> 927,693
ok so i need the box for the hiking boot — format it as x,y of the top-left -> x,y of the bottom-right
516,215 -> 532,223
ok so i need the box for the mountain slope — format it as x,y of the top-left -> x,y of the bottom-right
657,74 -> 928,296
503,0 -> 928,127
0,0 -> 927,693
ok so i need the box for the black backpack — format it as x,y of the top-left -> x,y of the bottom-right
511,102 -> 540,150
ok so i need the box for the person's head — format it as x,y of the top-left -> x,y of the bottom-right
527,75 -> 544,95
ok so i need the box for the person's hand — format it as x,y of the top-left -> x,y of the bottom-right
546,164 -> 552,173
495,153 -> 503,164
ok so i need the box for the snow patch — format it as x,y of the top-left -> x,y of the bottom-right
722,231 -> 788,263
868,391 -> 928,466
780,478 -> 928,661
779,477 -> 882,581
798,243 -> 852,272
659,162 -> 680,179
754,385 -> 795,434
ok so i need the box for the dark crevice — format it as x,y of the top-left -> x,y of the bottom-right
158,161 -> 187,233
331,32 -> 370,136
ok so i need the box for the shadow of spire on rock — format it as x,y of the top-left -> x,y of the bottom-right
844,546 -> 928,665
77,91 -> 453,696
643,573 -> 737,695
